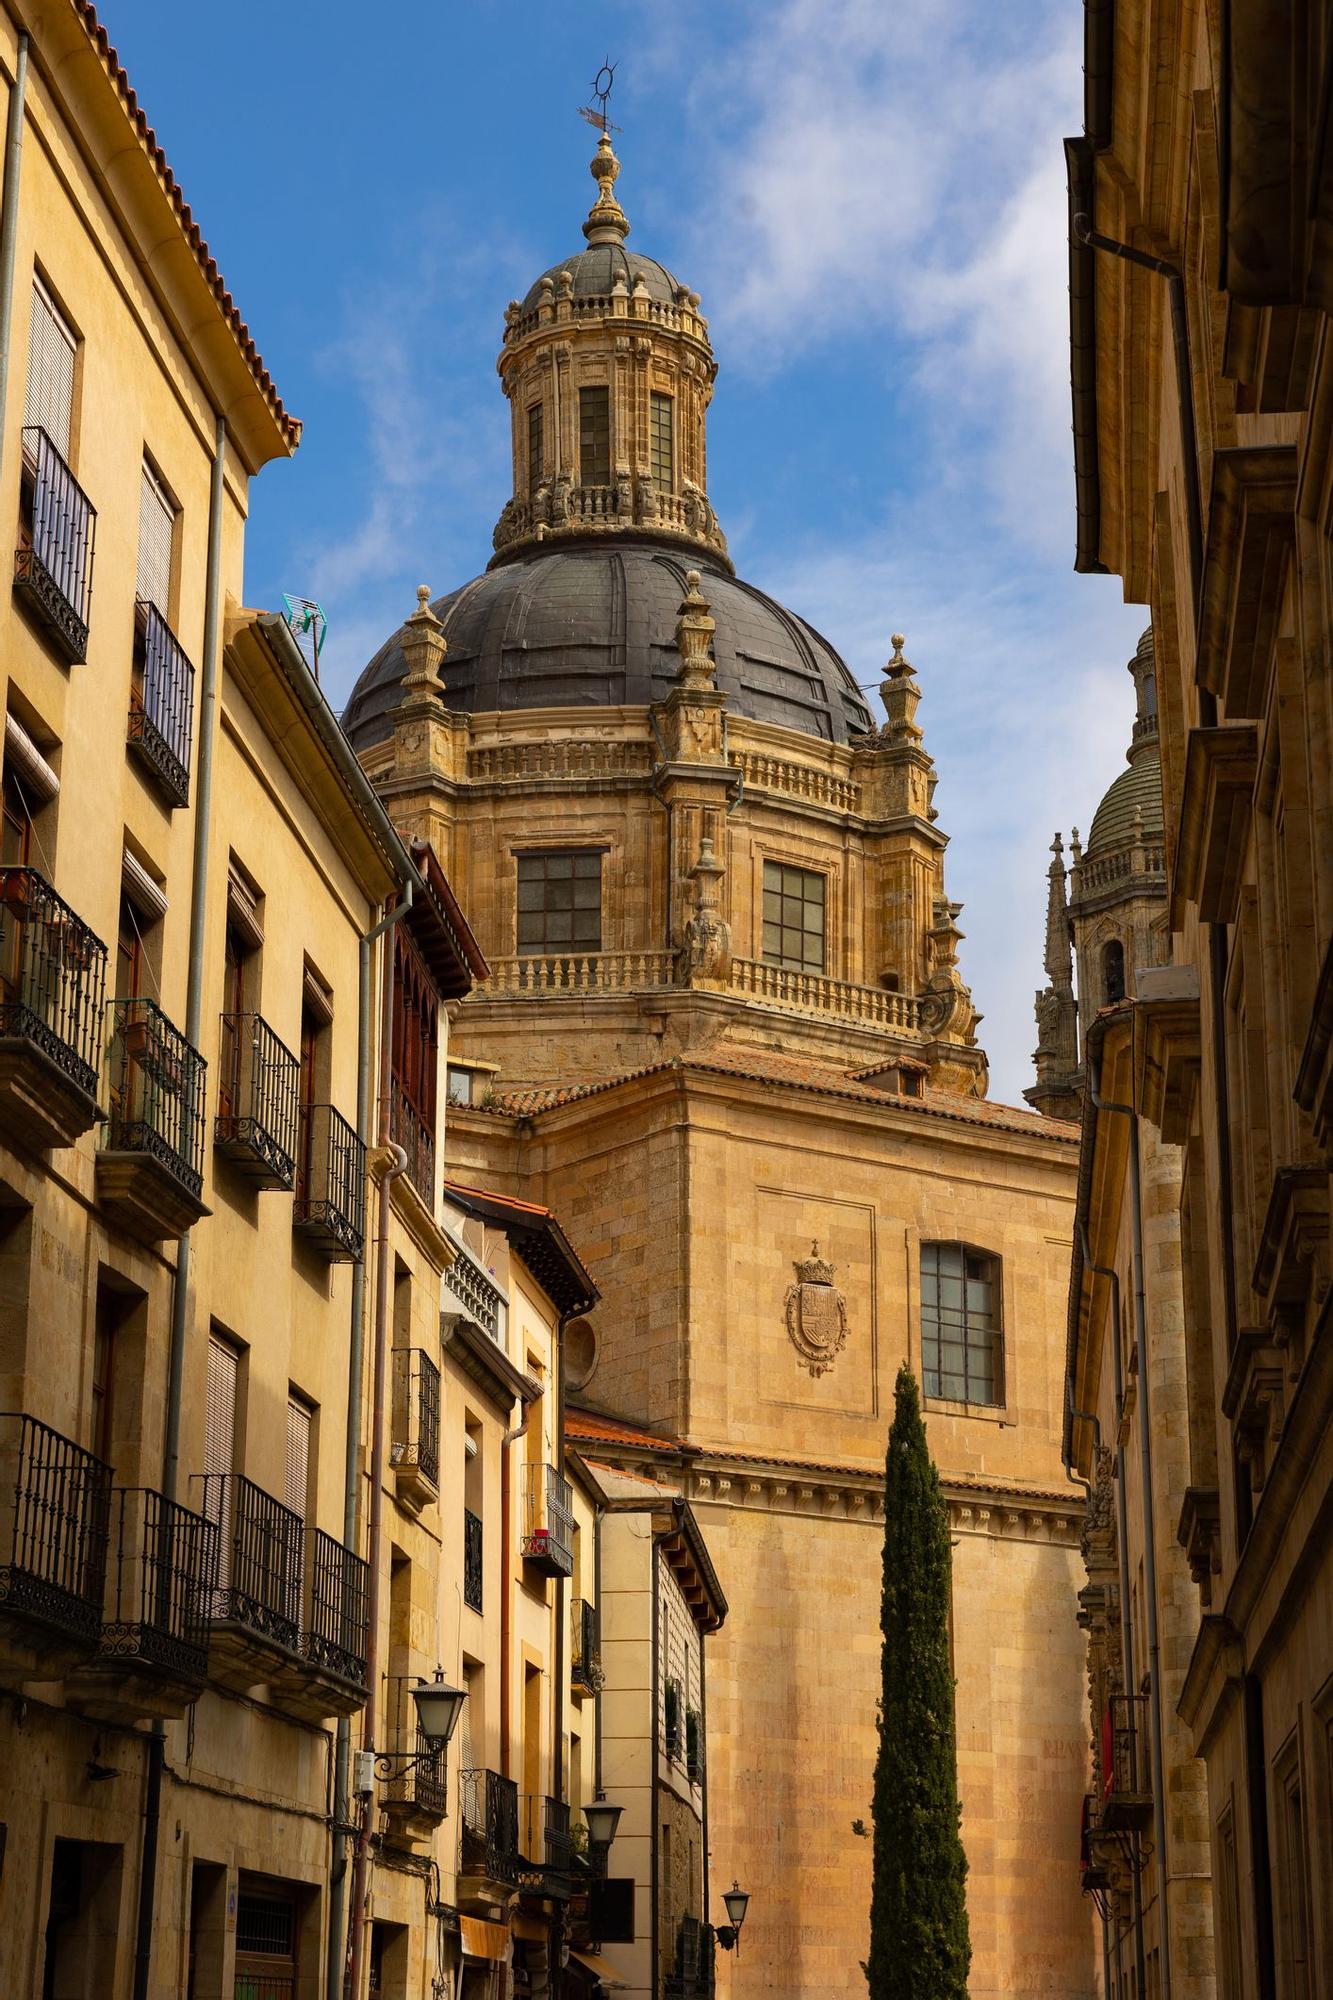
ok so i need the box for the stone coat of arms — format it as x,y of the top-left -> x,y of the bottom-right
784,1241 -> 849,1377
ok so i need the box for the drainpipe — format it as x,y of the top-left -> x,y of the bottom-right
0,33 -> 29,438
131,414 -> 227,2000
553,1310 -> 574,1821
592,1501 -> 605,1800
1088,1038 -> 1172,2000
327,890 -> 414,2000
346,881 -> 412,2000
500,1402 -> 531,1781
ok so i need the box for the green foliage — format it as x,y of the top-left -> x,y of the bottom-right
866,1366 -> 971,1999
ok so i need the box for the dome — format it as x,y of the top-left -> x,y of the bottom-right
1086,742 -> 1164,857
342,542 -> 875,750
521,243 -> 682,313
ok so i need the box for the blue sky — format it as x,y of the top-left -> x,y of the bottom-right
109,0 -> 1146,1103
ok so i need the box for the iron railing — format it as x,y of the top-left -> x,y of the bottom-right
521,1461 -> 574,1575
215,1013 -> 301,1187
103,998 -> 206,1198
382,1672 -> 448,1819
98,1486 -> 217,1683
443,1237 -> 507,1343
293,1102 -> 366,1260
0,1412 -> 110,1642
129,599 -> 195,806
192,1472 -> 303,1654
460,1767 -> 519,1885
300,1528 -> 369,1690
666,1917 -> 716,1999
392,1348 -> 440,1491
520,1793 -> 571,1873
571,1597 -> 602,1692
0,867 -> 107,1098
1105,1692 -> 1152,1808
463,1507 -> 483,1614
15,426 -> 96,661
389,1079 -> 435,1204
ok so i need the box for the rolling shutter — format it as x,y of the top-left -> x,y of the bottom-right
137,461 -> 175,611
26,279 -> 76,458
285,1397 -> 311,1520
205,1335 -> 238,1479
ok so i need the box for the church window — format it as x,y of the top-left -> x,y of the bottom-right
762,861 -> 825,972
650,391 -> 674,488
579,386 -> 610,487
920,1243 -> 1003,1406
1103,938 -> 1126,1005
527,402 -> 544,495
516,849 -> 602,956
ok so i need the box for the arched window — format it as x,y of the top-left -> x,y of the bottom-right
920,1243 -> 1003,1407
1103,938 -> 1126,1005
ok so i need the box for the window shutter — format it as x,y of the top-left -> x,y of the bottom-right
205,1335 -> 238,1479
285,1397 -> 311,1519
137,461 -> 175,611
26,280 -> 76,459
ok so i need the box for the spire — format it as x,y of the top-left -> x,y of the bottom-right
1025,830 -> 1081,1119
1128,625 -> 1158,754
1043,834 -> 1073,991
583,130 -> 630,244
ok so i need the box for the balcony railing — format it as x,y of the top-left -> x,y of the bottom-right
215,1013 -> 301,1189
392,1348 -> 440,1493
129,600 -> 195,806
1101,1692 -> 1153,1830
571,1597 -> 602,1693
193,1472 -> 303,1656
520,1793 -> 572,1874
0,1411 -> 110,1645
730,956 -> 921,1031
463,1507 -> 483,1613
0,865 -> 107,1106
293,1103 -> 365,1261
382,1672 -> 447,1820
97,1486 -> 218,1684
103,997 -> 206,1197
14,426 -> 96,663
483,949 -> 676,996
300,1528 -> 369,1692
389,1079 -> 435,1204
443,1238 -> 507,1344
460,1767 -> 519,1886
521,1461 -> 574,1578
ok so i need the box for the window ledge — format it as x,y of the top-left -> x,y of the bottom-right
924,1396 -> 1012,1426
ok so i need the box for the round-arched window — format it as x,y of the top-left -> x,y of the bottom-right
1103,938 -> 1126,1005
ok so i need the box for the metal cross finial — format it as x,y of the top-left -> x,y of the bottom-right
578,58 -> 622,134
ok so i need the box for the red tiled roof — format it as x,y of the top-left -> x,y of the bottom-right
73,3 -> 300,449
566,1406 -> 682,1452
477,1047 -> 1079,1142
443,1178 -> 553,1221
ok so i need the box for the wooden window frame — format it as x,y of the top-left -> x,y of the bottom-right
391,926 -> 440,1134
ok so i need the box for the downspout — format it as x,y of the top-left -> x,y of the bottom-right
327,890 -> 413,2000
501,1401 -> 532,1781
0,33 -> 29,434
553,1311 -> 574,1825
345,881 -> 413,2000
133,413 -> 227,2000
592,1502 -> 605,1799
1088,1037 -> 1172,2000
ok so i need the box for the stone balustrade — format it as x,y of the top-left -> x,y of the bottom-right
467,739 -> 654,782
729,749 -> 860,814
482,950 -> 678,995
729,958 -> 920,1031
1074,848 -> 1166,895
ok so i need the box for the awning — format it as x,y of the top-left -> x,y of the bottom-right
459,1916 -> 510,1963
567,1947 -> 629,1990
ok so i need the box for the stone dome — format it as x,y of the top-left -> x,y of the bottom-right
521,243 -> 682,312
341,542 -> 875,750
1086,743 -> 1164,858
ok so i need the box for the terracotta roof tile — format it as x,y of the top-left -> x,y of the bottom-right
566,1407 -> 682,1452
73,3 -> 300,448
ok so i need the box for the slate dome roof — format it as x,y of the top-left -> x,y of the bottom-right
341,542 -> 875,751
521,243 -> 682,312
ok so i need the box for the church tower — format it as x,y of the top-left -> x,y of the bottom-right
345,130 -> 1095,2000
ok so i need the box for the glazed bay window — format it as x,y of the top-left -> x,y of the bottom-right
650,391 -> 674,488
516,850 -> 601,956
579,385 -> 610,487
762,860 -> 825,972
129,459 -> 194,808
920,1243 -> 1003,1407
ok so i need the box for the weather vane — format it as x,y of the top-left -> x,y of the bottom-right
577,58 -> 621,135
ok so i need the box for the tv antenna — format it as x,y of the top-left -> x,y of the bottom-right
577,59 -> 621,135
282,593 -> 327,681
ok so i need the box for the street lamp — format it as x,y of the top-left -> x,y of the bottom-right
409,1667 -> 467,1749
583,1795 -> 624,1877
716,1880 -> 750,1955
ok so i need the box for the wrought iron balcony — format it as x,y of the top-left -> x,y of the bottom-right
0,866 -> 107,1151
521,1461 -> 574,1579
380,1671 -> 448,1843
391,1348 -> 440,1512
14,426 -> 96,663
214,1012 -> 300,1189
442,1237 -> 507,1343
98,998 -> 208,1242
1100,1692 -> 1153,1831
65,1486 -> 217,1720
0,1411 -> 110,1684
571,1597 -> 602,1694
129,600 -> 195,806
519,1793 -> 572,1890
270,1528 -> 369,1720
192,1471 -> 302,1688
463,1506 -> 483,1613
293,1102 -> 365,1261
459,1767 -> 519,1891
389,1079 -> 435,1205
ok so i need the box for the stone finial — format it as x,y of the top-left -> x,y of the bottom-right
583,130 -> 630,245
1044,834 -> 1073,992
399,584 -> 446,698
681,826 -> 731,984
879,632 -> 922,742
674,570 -> 718,690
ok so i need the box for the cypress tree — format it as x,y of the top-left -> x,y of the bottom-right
866,1365 -> 971,1998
